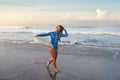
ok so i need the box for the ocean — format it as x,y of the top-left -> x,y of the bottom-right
0,24 -> 120,48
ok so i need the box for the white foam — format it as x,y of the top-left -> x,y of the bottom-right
0,26 -> 120,36
0,25 -> 120,48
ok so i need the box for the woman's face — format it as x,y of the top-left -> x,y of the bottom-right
56,26 -> 61,33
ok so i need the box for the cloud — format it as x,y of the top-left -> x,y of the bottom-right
62,13 -> 85,21
96,9 -> 109,19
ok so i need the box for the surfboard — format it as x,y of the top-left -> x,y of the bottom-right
34,36 -> 50,47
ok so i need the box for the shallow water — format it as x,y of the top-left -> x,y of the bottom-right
0,24 -> 120,48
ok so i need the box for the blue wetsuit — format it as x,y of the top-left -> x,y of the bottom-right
36,29 -> 68,51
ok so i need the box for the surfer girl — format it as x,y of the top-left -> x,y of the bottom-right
35,25 -> 68,72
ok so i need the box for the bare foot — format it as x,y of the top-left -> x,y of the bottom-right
54,68 -> 60,73
46,61 -> 50,67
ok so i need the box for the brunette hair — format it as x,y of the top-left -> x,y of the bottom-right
56,25 -> 64,33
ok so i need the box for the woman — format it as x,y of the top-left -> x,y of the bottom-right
35,25 -> 68,72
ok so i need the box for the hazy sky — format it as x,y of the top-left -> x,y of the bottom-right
0,0 -> 120,25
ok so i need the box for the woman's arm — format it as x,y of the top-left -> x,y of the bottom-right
35,32 -> 50,37
60,29 -> 69,37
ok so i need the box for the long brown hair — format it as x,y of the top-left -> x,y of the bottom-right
56,25 -> 64,33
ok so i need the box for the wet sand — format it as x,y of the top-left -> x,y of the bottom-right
0,42 -> 120,80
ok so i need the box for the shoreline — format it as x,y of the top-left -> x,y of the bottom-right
0,42 -> 120,80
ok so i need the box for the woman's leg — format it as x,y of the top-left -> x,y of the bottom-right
47,58 -> 53,67
48,47 -> 59,72
47,47 -> 55,67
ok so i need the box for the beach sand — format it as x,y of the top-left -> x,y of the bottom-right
0,42 -> 120,80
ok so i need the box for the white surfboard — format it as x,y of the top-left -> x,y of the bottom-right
34,36 -> 50,47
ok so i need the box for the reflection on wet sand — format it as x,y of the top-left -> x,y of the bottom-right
47,67 -> 58,80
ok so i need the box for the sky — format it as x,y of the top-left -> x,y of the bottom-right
0,0 -> 120,26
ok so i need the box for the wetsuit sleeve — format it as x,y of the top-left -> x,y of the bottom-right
36,32 -> 50,37
60,29 -> 69,37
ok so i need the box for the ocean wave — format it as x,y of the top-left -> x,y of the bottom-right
0,26 -> 120,48
0,29 -> 120,36
0,39 -> 119,48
